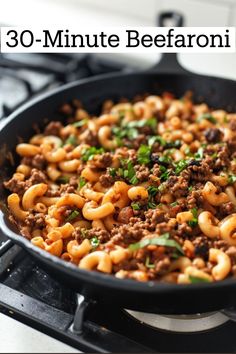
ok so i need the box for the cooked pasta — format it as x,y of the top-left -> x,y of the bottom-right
4,92 -> 236,283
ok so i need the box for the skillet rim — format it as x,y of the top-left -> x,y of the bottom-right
1,69 -> 236,294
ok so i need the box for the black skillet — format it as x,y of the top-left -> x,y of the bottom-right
1,13 -> 236,315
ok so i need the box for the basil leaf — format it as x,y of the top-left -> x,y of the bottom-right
129,233 -> 184,254
65,210 -> 80,222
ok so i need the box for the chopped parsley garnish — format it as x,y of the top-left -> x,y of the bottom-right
147,186 -> 159,209
64,135 -> 77,146
148,135 -> 166,147
109,167 -> 117,177
145,256 -> 155,269
129,233 -> 184,254
194,147 -> 204,160
228,174 -> 236,184
174,159 -> 189,175
189,275 -> 210,283
131,202 -> 141,210
73,119 -> 88,128
197,113 -> 217,124
57,176 -> 70,184
188,186 -> 193,192
91,237 -> 100,249
65,210 -> 80,222
160,169 -> 171,181
171,201 -> 179,207
81,147 -> 105,162
117,159 -> 139,185
137,145 -> 151,165
188,208 -> 198,228
113,118 -> 157,145
78,177 -> 86,189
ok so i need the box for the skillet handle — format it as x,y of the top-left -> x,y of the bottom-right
151,11 -> 187,74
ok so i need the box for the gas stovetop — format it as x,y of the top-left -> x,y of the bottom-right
1,232 -> 236,353
1,53 -> 236,353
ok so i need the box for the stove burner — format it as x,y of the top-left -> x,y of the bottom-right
125,310 -> 229,333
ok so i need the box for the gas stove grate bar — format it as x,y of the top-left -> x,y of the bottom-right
0,283 -> 151,353
0,240 -> 14,256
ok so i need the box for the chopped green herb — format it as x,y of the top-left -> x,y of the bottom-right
129,233 -> 184,254
147,201 -> 157,209
64,135 -> 77,146
197,113 -> 217,124
78,177 -> 86,189
170,201 -> 179,207
185,146 -> 191,155
116,159 -> 139,185
148,135 -> 166,147
147,186 -> 159,196
228,174 -> 236,184
57,176 -> 70,184
175,159 -> 188,174
109,167 -> 117,177
131,202 -> 141,211
189,275 -> 210,283
195,147 -> 204,159
145,256 -> 155,269
188,208 -> 198,228
188,186 -> 193,192
137,145 -> 151,165
158,155 -> 172,166
73,119 -> 88,128
160,169 -> 171,181
65,210 -> 80,222
223,115 -> 228,123
91,237 -> 100,249
81,147 -> 105,162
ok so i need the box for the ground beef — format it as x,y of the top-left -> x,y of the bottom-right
99,172 -> 114,188
89,153 -> 112,169
4,177 -> 26,196
213,239 -> 229,252
192,236 -> 210,260
214,146 -> 230,170
185,160 -> 212,183
59,183 -> 76,194
204,128 -> 222,143
166,175 -> 189,198
186,190 -> 204,209
21,154 -> 46,170
134,164 -> 150,182
80,130 -> 99,146
151,164 -> 161,177
117,207 -> 134,224
145,209 -> 165,230
177,222 -> 193,238
29,169 -> 47,184
153,256 -> 171,275
110,223 -> 148,246
44,121 -> 63,136
87,228 -> 110,243
25,212 -> 46,229
217,202 -> 235,218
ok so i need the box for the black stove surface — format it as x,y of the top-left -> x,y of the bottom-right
1,234 -> 236,353
1,53 -> 236,353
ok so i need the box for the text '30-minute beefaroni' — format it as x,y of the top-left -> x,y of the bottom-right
1,27 -> 235,53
